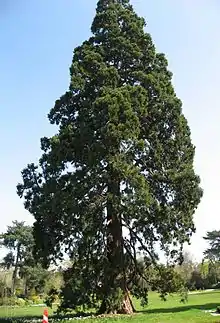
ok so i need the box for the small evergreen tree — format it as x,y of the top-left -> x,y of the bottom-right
17,0 -> 202,314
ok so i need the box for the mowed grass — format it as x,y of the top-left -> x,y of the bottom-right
0,305 -> 47,318
0,290 -> 220,322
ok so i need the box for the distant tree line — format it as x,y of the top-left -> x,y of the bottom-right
175,251 -> 220,291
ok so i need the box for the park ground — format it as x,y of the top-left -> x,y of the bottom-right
0,290 -> 220,323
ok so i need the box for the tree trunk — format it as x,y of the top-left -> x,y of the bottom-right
24,277 -> 28,298
12,244 -> 20,295
121,291 -> 136,314
98,289 -> 135,314
99,173 -> 135,314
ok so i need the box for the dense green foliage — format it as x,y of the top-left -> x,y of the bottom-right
17,0 -> 202,314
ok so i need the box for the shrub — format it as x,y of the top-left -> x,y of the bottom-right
30,295 -> 42,304
0,297 -> 17,306
25,299 -> 33,306
45,288 -> 60,308
15,298 -> 26,307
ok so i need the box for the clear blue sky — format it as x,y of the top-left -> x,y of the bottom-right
1,0 -> 219,261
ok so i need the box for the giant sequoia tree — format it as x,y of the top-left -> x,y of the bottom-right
17,0 -> 202,314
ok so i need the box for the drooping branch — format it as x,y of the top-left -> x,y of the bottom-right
122,220 -> 158,265
123,238 -> 150,286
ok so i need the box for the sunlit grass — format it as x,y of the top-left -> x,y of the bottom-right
0,290 -> 219,322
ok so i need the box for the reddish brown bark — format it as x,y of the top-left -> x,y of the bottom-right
98,290 -> 135,314
98,173 -> 135,314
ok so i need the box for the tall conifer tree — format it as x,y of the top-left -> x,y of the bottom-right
17,0 -> 202,314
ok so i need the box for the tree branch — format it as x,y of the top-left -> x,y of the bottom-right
122,221 -> 157,265
123,239 -> 150,286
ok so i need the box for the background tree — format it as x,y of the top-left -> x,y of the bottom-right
17,0 -> 202,314
204,231 -> 220,261
175,254 -> 220,291
0,221 -> 34,295
20,264 -> 49,297
188,270 -> 204,290
0,221 -> 50,298
206,261 -> 220,286
175,251 -> 195,286
203,231 -> 220,287
0,270 -> 11,303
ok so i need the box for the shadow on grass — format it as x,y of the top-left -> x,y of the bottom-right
139,303 -> 220,314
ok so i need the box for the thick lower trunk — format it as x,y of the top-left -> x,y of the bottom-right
99,173 -> 135,314
121,292 -> 135,314
98,290 -> 135,314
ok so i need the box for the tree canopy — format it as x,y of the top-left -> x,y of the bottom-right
17,0 -> 202,314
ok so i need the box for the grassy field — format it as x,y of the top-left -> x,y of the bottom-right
0,290 -> 220,322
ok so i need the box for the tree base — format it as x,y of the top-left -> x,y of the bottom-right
98,291 -> 135,315
120,292 -> 135,314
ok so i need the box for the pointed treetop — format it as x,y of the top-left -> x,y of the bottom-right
92,0 -> 145,38
96,0 -> 130,11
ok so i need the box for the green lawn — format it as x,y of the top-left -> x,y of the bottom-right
0,305 -> 47,318
0,290 -> 220,322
